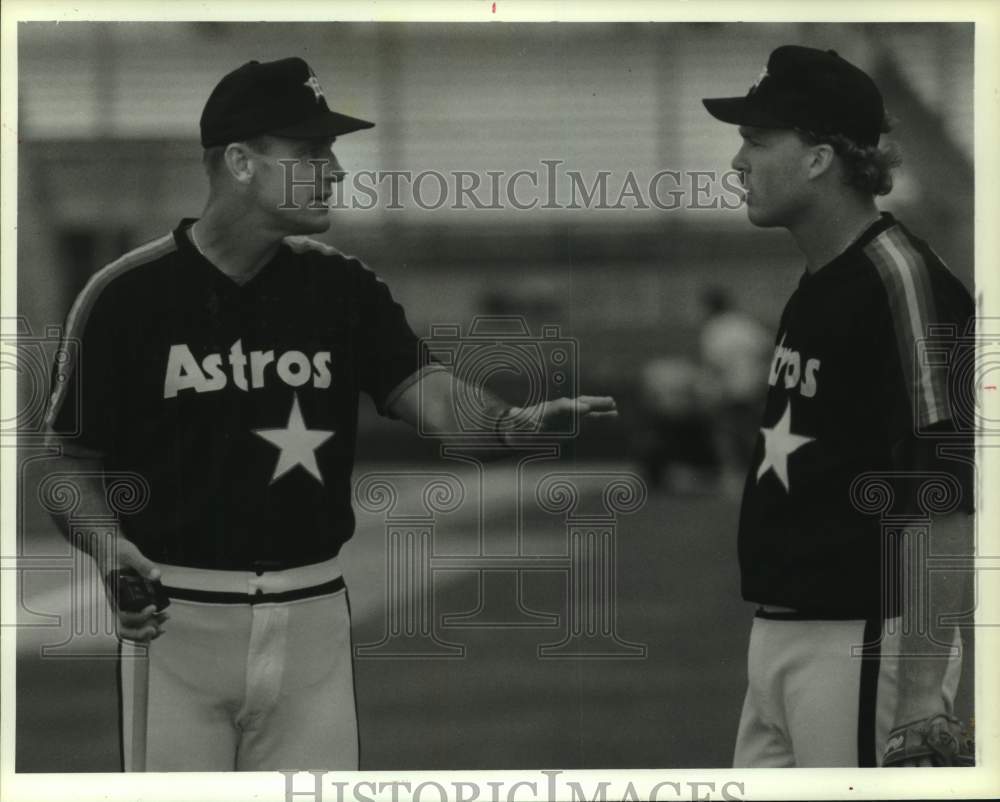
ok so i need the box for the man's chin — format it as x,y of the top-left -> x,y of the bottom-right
285,209 -> 332,234
746,207 -> 780,228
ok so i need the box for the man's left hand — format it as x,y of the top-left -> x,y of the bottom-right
507,395 -> 618,438
882,714 -> 974,767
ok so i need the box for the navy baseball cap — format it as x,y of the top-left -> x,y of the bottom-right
200,57 -> 374,148
702,46 -> 885,147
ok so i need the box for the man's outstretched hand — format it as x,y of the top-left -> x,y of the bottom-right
503,395 -> 618,440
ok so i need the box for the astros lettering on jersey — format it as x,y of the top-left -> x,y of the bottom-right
163,340 -> 334,397
46,221 -> 437,571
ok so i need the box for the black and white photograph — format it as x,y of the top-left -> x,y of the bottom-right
2,2 -> 998,800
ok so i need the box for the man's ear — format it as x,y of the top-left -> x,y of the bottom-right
223,143 -> 256,184
805,142 -> 836,181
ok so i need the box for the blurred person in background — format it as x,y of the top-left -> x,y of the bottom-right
703,45 -> 975,768
42,56 -> 616,772
698,285 -> 771,496
635,356 -> 717,492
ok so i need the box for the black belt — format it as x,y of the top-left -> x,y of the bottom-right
754,606 -> 885,621
163,576 -> 345,605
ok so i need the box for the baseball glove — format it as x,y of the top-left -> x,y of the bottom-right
104,568 -> 170,613
882,714 -> 974,767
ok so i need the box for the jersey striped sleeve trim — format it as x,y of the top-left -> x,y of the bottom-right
283,236 -> 388,283
44,233 -> 177,432
43,436 -> 107,459
864,225 -> 950,429
283,235 -> 347,258
382,363 -> 453,417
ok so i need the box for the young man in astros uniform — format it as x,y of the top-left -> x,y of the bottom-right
702,46 -> 975,767
44,57 -> 616,771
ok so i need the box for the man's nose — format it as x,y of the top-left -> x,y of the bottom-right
731,148 -> 747,174
324,152 -> 345,184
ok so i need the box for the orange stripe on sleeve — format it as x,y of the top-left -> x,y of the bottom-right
44,234 -> 176,428
864,227 -> 950,428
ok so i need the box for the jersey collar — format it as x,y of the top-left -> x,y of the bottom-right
801,212 -> 896,286
174,218 -> 284,291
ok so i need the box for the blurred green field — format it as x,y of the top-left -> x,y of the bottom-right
14,458 -> 972,771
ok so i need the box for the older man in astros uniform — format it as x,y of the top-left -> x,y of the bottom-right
702,46 -> 975,767
44,57 -> 616,771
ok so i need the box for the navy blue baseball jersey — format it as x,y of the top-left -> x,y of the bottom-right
46,219 -> 433,570
738,213 -> 974,618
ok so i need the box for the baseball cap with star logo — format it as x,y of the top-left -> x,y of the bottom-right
702,45 -> 885,147
200,56 -> 374,148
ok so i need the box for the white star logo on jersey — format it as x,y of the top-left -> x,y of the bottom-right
756,398 -> 814,492
253,395 -> 335,484
304,75 -> 325,103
